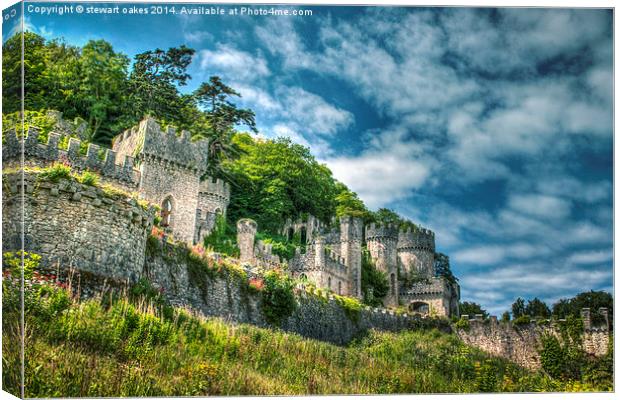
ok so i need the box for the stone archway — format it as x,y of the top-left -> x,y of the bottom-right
409,301 -> 430,314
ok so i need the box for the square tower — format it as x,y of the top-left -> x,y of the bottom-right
112,118 -> 210,243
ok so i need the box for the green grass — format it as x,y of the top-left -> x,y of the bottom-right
2,272 -> 612,398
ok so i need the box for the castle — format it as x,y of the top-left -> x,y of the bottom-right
2,114 -> 459,317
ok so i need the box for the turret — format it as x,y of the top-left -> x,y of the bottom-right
397,227 -> 436,278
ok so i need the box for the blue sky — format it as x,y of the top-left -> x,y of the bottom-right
2,2 -> 614,315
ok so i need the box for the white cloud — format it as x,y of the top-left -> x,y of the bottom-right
453,246 -> 506,266
199,45 -> 270,81
279,87 -> 354,137
326,153 -> 432,209
255,18 -> 314,70
507,193 -> 572,220
234,84 -> 281,112
566,250 -> 613,265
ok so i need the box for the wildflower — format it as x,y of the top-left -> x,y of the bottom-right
249,277 -> 265,291
151,226 -> 165,239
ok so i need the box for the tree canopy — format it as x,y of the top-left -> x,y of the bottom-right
222,133 -> 341,233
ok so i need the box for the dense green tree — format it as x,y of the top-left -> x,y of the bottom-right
74,40 -> 129,143
525,297 -> 551,319
434,253 -> 457,284
334,182 -> 372,221
127,45 -> 195,123
194,76 -> 257,175
2,32 -> 49,112
501,311 -> 511,322
222,133 -> 340,232
552,290 -> 613,328
511,297 -> 526,318
372,208 -> 402,225
459,301 -> 488,318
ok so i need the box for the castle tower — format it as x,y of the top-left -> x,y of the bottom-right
237,219 -> 257,264
397,227 -> 436,279
340,216 -> 363,299
112,117 -> 210,243
365,223 -> 399,307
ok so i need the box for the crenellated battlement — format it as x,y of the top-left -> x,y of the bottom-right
112,117 -> 209,174
397,226 -> 435,252
365,223 -> 399,242
3,127 -> 140,188
199,177 -> 231,201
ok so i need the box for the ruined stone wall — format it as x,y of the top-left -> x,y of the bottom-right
2,172 -> 155,282
145,242 -> 444,345
198,178 -> 230,215
456,318 -> 611,370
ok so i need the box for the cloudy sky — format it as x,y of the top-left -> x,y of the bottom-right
4,2 -> 613,314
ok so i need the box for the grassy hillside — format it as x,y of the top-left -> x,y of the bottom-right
3,266 -> 610,398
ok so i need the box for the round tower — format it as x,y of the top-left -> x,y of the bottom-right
365,223 -> 399,307
237,219 -> 257,264
397,227 -> 436,279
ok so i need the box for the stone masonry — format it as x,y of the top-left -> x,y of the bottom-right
2,172 -> 155,282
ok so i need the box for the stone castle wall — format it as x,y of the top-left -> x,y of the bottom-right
3,127 -> 140,192
138,158 -> 200,243
456,317 -> 610,370
145,241 -> 445,345
2,172 -> 155,282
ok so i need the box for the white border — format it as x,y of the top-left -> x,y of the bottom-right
0,1 -> 616,400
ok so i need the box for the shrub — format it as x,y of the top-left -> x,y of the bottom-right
203,214 -> 239,257
2,110 -> 56,143
539,334 -> 567,379
39,163 -> 72,182
335,295 -> 363,323
512,315 -> 531,326
475,360 -> 498,392
455,318 -> 470,331
261,270 -> 297,326
3,250 -> 42,280
78,170 -> 98,186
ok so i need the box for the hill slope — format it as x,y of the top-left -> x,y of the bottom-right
3,273 -> 605,397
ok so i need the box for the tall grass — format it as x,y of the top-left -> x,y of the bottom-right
2,275 -> 612,397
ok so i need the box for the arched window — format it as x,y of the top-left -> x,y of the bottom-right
299,273 -> 307,281
288,227 -> 294,241
328,277 -> 332,290
390,273 -> 396,295
161,197 -> 173,227
214,207 -> 222,215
